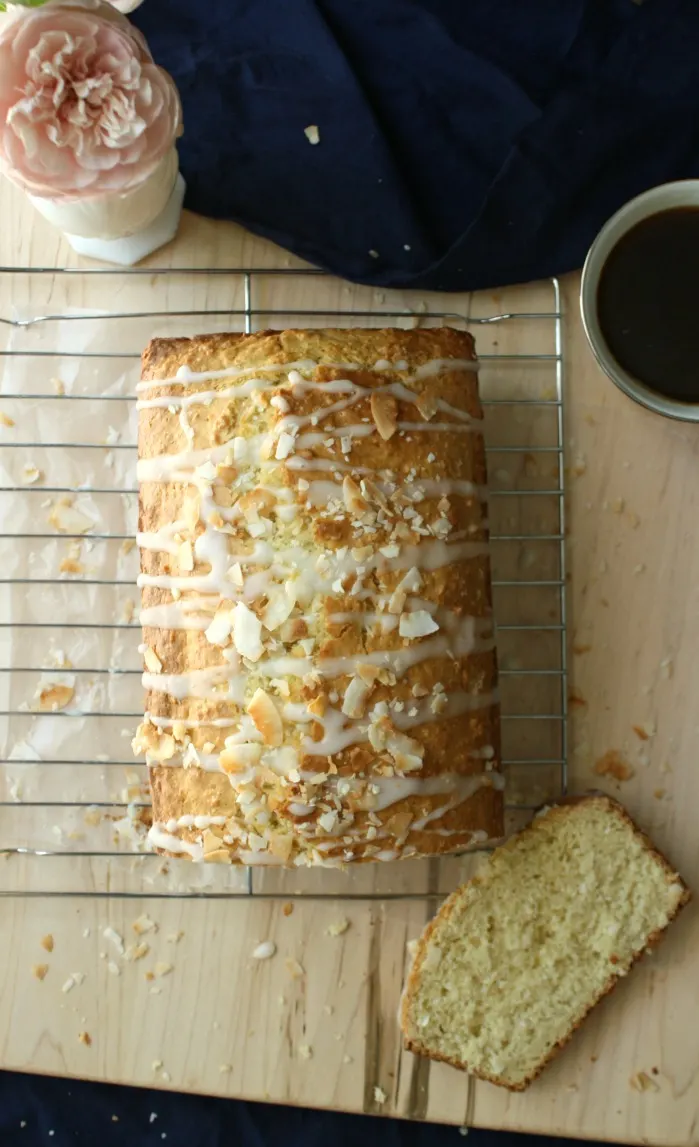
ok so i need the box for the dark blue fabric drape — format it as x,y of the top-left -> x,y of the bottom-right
0,1069 -> 599,1147
133,0 -> 699,290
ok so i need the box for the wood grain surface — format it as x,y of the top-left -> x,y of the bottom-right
0,174 -> 697,1144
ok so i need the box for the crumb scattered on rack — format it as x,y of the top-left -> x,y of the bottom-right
48,498 -> 94,535
593,750 -> 635,782
32,964 -> 49,980
282,902 -> 294,917
125,942 -> 150,962
153,962 -> 173,978
285,958 -> 305,979
107,961 -> 120,976
132,913 -> 158,935
298,1044 -> 313,1060
78,1031 -> 91,1046
0,411 -> 15,427
373,1086 -> 387,1105
632,722 -> 655,742
568,687 -> 587,709
573,644 -> 591,656
20,464 -> 43,484
103,926 -> 125,955
62,972 -> 86,993
252,940 -> 276,960
630,1071 -> 659,1093
166,931 -> 184,944
32,681 -> 74,712
326,918 -> 350,937
219,1064 -> 232,1074
660,657 -> 674,680
41,934 -> 54,953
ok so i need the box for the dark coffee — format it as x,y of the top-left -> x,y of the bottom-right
596,207 -> 699,402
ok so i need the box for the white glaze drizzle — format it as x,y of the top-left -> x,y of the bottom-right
136,355 -> 478,394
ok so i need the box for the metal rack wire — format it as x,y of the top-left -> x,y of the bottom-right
0,268 -> 566,898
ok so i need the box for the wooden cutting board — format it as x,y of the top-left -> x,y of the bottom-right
0,175 -> 696,1145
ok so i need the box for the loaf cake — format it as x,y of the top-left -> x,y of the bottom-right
132,328 -> 503,866
400,795 -> 689,1088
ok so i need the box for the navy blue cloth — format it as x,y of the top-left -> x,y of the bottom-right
134,0 -> 699,291
0,1070 -> 599,1147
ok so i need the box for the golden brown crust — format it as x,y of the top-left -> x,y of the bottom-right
400,795 -> 690,1088
135,328 -> 503,866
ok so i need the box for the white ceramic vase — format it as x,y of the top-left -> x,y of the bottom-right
28,146 -> 185,266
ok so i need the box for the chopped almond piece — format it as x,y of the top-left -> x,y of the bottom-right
247,688 -> 283,746
370,392 -> 398,440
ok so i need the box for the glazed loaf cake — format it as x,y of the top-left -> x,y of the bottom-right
133,328 -> 503,866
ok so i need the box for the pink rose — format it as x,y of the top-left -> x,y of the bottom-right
0,0 -> 181,199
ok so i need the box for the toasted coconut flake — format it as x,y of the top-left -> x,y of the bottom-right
370,392 -> 398,440
397,566 -> 422,594
247,688 -> 283,746
326,917 -> 350,936
33,681 -> 75,712
49,501 -> 94,534
262,586 -> 296,631
343,475 -> 368,515
21,464 -> 43,485
275,432 -> 296,460
399,610 -> 439,638
227,562 -> 244,588
144,648 -> 162,674
357,664 -> 381,686
307,693 -> 328,717
342,676 -> 371,719
178,540 -> 194,572
232,602 -> 264,661
388,589 -> 406,615
132,914 -> 158,935
220,742 -> 262,773
205,610 -> 232,646
252,940 -> 277,960
416,391 -> 439,420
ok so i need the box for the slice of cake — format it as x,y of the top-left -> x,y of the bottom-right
400,795 -> 689,1089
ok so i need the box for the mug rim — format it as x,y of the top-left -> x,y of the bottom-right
580,179 -> 699,422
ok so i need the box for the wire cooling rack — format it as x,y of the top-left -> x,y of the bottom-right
0,268 -> 566,899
